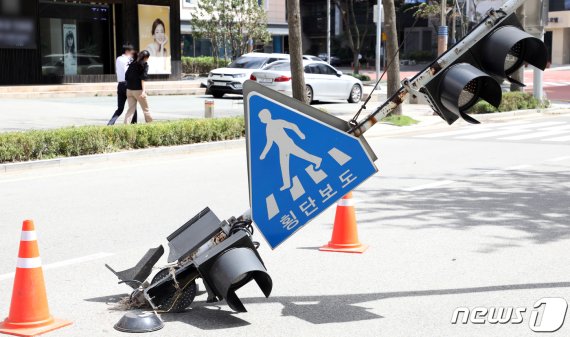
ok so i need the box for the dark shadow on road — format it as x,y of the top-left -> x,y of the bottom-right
84,293 -> 130,304
162,305 -> 251,330
107,281 -> 569,330
357,169 -> 570,253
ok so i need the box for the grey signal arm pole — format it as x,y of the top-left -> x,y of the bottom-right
348,0 -> 528,138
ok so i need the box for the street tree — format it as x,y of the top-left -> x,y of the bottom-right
190,0 -> 271,61
382,0 -> 402,115
334,0 -> 372,74
287,0 -> 306,102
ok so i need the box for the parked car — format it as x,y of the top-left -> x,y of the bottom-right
304,54 -> 326,62
206,53 -> 329,98
317,53 -> 342,66
206,53 -> 289,98
250,60 -> 363,104
41,54 -> 104,76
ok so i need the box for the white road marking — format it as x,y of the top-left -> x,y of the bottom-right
537,124 -> 570,131
404,180 -> 455,192
0,252 -> 114,281
504,164 -> 532,170
499,130 -> 570,141
456,129 -> 532,139
546,156 -> 570,162
543,134 -> 570,142
414,126 -> 493,138
498,122 -> 566,130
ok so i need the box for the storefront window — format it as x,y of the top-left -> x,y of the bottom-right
39,1 -> 112,76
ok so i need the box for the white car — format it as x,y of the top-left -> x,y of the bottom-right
206,53 -> 325,98
206,53 -> 288,98
250,60 -> 363,104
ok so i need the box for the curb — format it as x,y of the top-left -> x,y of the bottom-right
0,139 -> 245,174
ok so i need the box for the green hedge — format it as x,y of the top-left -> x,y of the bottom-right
0,117 -> 244,164
348,73 -> 371,81
181,57 -> 229,75
469,92 -> 550,114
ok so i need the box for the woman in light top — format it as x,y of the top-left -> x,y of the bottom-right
146,18 -> 168,57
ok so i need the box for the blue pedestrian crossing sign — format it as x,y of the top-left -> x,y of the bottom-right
243,81 -> 378,249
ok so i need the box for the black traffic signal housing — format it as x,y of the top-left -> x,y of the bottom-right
193,230 -> 272,312
140,208 -> 272,313
420,13 -> 547,125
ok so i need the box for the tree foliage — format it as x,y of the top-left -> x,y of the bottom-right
190,0 -> 272,60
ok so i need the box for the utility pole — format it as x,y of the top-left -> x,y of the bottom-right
510,5 -> 525,91
438,0 -> 448,55
375,2 -> 383,82
450,1 -> 456,45
287,0 -> 306,102
326,0 -> 331,64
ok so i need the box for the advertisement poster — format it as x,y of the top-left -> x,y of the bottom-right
138,5 -> 171,75
63,23 -> 77,75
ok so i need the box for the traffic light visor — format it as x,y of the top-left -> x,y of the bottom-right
482,25 -> 547,80
439,63 -> 502,120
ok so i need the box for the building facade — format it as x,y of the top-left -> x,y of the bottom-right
0,0 -> 181,85
546,0 -> 570,65
179,0 -> 288,57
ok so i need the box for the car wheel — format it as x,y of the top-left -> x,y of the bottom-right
348,84 -> 362,103
212,91 -> 224,98
305,85 -> 313,104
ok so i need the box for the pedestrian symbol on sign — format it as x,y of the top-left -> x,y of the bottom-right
258,108 -> 322,191
244,81 -> 378,249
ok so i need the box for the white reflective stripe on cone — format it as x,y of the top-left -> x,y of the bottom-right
337,199 -> 355,207
20,230 -> 37,241
17,257 -> 42,269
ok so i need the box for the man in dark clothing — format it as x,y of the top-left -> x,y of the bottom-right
108,44 -> 137,125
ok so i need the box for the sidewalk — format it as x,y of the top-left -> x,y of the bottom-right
0,80 -> 205,99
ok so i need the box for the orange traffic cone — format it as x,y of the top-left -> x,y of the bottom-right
0,220 -> 72,337
319,193 -> 368,253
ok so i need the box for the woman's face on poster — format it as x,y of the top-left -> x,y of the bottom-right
67,35 -> 74,48
153,24 -> 166,44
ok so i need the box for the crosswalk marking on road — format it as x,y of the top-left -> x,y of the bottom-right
457,128 -> 535,139
415,120 -> 570,143
498,121 -> 566,129
500,127 -> 570,140
544,134 -> 570,142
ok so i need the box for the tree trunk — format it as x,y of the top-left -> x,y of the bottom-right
382,0 -> 402,115
287,0 -> 306,102
353,52 -> 360,74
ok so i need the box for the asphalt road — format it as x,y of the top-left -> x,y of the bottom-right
0,94 -> 372,133
0,115 -> 569,336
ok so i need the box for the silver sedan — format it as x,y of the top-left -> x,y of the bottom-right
250,60 -> 363,104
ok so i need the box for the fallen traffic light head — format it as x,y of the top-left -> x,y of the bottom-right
419,13 -> 548,125
194,231 -> 272,312
106,207 -> 271,315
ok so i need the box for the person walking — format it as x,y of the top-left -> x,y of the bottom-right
108,43 -> 137,125
124,50 -> 153,124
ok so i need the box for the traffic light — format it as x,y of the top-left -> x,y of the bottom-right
419,13 -> 547,125
107,207 -> 272,315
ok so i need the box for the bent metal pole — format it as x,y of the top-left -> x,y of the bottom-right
348,0 -> 528,137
